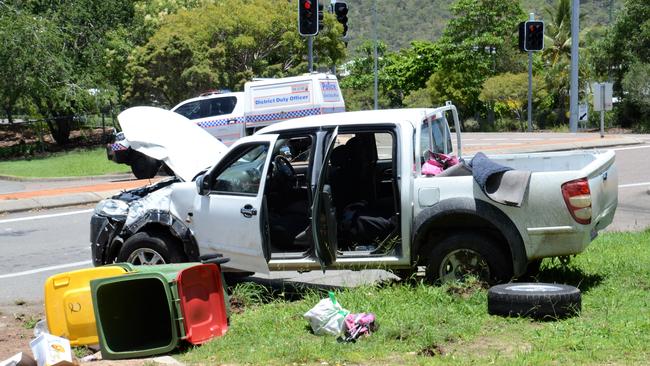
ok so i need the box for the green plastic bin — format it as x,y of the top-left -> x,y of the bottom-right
91,263 -> 230,360
91,270 -> 181,360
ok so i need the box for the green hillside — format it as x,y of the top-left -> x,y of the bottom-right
345,0 -> 623,53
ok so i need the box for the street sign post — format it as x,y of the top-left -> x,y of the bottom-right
578,103 -> 588,129
592,82 -> 613,138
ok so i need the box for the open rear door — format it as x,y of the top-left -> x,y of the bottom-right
311,127 -> 339,269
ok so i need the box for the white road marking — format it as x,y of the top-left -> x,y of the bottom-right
613,145 -> 650,151
0,260 -> 92,279
619,182 -> 650,189
0,209 -> 93,225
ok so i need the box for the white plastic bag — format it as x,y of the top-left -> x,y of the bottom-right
303,292 -> 349,336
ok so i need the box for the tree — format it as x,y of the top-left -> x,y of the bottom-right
0,9 -> 61,124
124,0 -> 346,106
622,62 -> 650,113
426,0 -> 525,121
9,0 -> 136,144
590,0 -> 650,128
479,72 -> 548,129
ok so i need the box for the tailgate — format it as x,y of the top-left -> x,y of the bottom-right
583,150 -> 618,229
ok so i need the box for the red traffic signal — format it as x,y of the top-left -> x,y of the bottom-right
299,0 -> 319,36
518,20 -> 544,52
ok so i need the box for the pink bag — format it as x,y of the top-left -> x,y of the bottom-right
422,152 -> 458,176
343,313 -> 377,342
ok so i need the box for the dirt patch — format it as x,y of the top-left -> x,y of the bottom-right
447,334 -> 532,358
418,343 -> 446,357
445,279 -> 488,299
0,305 -> 176,365
0,308 -> 38,361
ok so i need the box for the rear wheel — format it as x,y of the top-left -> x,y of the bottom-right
117,231 -> 187,265
425,232 -> 512,285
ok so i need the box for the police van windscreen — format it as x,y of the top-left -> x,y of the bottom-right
173,96 -> 237,120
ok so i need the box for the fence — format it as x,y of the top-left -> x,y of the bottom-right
0,113 -> 120,159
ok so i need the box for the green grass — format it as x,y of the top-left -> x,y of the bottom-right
181,230 -> 650,365
0,147 -> 129,178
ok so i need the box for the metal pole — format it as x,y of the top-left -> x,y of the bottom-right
527,13 -> 534,132
308,36 -> 314,72
600,83 -> 605,138
527,51 -> 533,132
373,0 -> 378,110
569,0 -> 580,132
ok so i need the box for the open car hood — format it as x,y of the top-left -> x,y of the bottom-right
118,107 -> 228,181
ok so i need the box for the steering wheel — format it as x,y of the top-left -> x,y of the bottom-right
272,155 -> 296,183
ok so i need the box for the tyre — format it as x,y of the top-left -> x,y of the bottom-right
425,232 -> 512,285
488,283 -> 581,319
130,153 -> 161,179
523,259 -> 543,279
117,231 -> 187,265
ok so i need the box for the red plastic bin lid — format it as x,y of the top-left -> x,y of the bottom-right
176,263 -> 228,344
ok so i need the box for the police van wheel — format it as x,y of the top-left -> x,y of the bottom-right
131,154 -> 161,179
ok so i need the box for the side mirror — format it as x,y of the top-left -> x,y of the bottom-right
195,174 -> 210,196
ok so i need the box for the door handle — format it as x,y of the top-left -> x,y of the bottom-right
240,204 -> 258,218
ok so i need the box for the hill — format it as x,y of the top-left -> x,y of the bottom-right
344,0 -> 623,54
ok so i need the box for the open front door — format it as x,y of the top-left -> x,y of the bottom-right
190,134 -> 279,274
311,127 -> 339,269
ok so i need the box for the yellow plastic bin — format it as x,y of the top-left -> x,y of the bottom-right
44,265 -> 130,346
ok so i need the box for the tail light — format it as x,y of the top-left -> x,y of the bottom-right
561,177 -> 592,225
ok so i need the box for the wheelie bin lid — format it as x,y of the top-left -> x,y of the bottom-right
44,265 -> 129,346
175,263 -> 228,344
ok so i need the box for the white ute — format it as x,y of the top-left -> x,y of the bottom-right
91,103 -> 618,283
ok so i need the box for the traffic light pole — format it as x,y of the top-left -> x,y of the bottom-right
527,51 -> 533,132
527,13 -> 534,132
372,0 -> 378,110
308,36 -> 314,72
569,0 -> 579,132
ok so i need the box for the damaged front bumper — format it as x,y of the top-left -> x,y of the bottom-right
90,214 -> 125,266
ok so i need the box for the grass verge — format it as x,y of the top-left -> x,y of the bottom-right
181,230 -> 650,365
0,147 -> 129,178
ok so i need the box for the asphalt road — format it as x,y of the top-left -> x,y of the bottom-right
0,206 -> 94,305
0,135 -> 648,306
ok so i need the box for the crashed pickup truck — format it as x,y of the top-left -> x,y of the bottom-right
90,103 -> 618,283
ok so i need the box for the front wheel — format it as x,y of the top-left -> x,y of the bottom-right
117,231 -> 187,265
425,232 -> 512,285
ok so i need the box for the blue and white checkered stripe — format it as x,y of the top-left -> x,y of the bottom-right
246,108 -> 321,124
197,116 -> 246,129
109,143 -> 128,151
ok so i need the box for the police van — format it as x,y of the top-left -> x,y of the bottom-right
108,73 -> 345,178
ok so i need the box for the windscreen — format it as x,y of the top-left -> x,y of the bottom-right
173,96 -> 237,120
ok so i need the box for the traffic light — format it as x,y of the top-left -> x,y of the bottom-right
334,1 -> 348,37
318,2 -> 324,32
518,20 -> 544,52
299,0 -> 319,36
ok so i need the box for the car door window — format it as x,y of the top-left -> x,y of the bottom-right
211,143 -> 269,195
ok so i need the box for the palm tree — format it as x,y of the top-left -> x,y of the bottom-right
541,0 -> 588,126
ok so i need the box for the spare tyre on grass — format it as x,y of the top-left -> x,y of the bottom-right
487,283 -> 581,319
